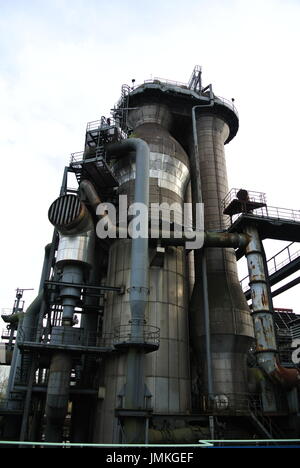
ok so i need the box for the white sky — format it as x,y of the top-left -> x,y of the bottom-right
0,0 -> 300,323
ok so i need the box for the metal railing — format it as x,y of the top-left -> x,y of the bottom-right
268,243 -> 300,276
70,151 -> 84,165
86,116 -> 125,133
1,329 -> 11,338
240,242 -> 300,292
229,204 -> 300,228
222,189 -> 300,227
86,116 -> 118,132
215,96 -> 239,116
200,393 -> 261,414
252,205 -> 300,223
278,347 -> 295,366
15,325 -> 160,350
1,308 -> 12,315
222,188 -> 267,212
86,119 -> 102,132
291,322 -> 300,340
113,324 -> 160,347
17,327 -> 114,349
144,77 -> 188,88
0,399 -> 24,412
132,78 -> 238,115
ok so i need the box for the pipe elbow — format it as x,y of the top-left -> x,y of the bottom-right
204,232 -> 250,249
258,354 -> 300,388
106,138 -> 150,158
272,361 -> 300,388
79,180 -> 102,211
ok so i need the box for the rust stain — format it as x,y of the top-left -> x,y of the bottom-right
261,290 -> 268,307
256,343 -> 265,352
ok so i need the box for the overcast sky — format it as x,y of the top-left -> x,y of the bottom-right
1,0 -> 300,322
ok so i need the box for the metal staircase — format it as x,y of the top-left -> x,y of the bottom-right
248,398 -> 284,439
241,242 -> 300,299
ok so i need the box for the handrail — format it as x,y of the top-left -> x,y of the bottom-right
86,117 -> 118,132
231,205 -> 300,225
114,324 -> 160,345
240,242 -> 300,292
0,399 -> 24,411
1,308 -> 14,315
200,392 -> 262,413
17,326 -> 114,348
144,77 -> 188,88
214,96 -> 239,116
131,79 -> 239,115
222,188 -> 267,211
70,151 -> 84,164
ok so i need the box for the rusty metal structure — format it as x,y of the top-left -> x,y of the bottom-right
1,66 -> 300,444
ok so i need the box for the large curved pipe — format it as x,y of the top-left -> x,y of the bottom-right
244,225 -> 300,388
106,139 -> 150,341
79,179 -> 101,211
106,138 -> 150,443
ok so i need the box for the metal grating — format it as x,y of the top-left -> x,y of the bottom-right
48,194 -> 81,227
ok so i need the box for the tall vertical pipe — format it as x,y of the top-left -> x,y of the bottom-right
190,108 -> 254,406
107,139 -> 150,339
191,101 -> 214,402
106,138 -> 150,443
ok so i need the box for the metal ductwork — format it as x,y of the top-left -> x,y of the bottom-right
79,179 -> 102,212
244,225 -> 300,388
45,194 -> 96,442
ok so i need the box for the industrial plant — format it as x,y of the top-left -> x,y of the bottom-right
1,66 -> 300,445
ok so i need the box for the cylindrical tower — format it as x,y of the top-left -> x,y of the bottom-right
95,103 -> 191,442
190,110 -> 254,407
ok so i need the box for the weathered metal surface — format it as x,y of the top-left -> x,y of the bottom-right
253,314 -> 276,352
244,224 -> 300,387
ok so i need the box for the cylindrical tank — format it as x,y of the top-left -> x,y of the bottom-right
190,112 -> 254,407
96,103 -> 191,442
